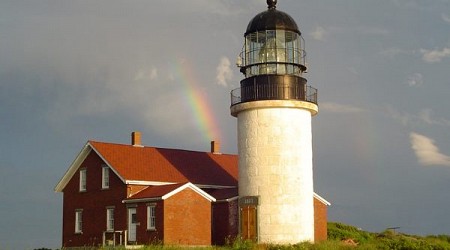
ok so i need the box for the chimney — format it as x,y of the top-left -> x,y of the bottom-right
211,140 -> 221,154
131,131 -> 141,146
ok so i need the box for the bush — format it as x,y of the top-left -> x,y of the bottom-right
225,236 -> 256,250
328,222 -> 374,244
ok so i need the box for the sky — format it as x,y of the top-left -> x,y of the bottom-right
1,0 -> 450,249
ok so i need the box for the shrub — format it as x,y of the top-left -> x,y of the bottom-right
328,222 -> 374,244
225,236 -> 255,250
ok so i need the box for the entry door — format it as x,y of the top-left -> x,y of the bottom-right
240,206 -> 257,241
128,208 -> 137,242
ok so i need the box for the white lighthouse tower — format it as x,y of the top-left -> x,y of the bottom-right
231,0 -> 318,244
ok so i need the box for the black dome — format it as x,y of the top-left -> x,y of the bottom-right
245,8 -> 300,35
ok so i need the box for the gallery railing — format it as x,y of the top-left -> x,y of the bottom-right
231,83 -> 317,106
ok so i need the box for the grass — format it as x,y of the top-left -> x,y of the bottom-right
326,222 -> 450,250
53,222 -> 450,250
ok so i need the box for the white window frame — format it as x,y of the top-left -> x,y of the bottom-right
147,205 -> 156,230
106,207 -> 114,231
75,209 -> 83,233
102,166 -> 110,189
79,169 -> 86,192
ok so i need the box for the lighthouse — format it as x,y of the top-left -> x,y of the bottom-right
231,0 -> 318,244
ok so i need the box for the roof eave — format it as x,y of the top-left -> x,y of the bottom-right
122,197 -> 162,204
54,141 -> 128,193
314,192 -> 331,206
54,143 -> 92,192
125,180 -> 177,186
194,184 -> 237,189
162,183 -> 217,202
215,196 -> 239,203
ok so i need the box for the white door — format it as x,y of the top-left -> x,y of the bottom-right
128,208 -> 137,242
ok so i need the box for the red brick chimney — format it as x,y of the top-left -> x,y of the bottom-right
131,131 -> 141,146
211,140 -> 221,154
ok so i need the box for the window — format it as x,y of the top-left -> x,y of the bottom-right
102,166 -> 109,189
106,207 -> 114,231
75,210 -> 83,233
79,169 -> 86,192
147,205 -> 156,230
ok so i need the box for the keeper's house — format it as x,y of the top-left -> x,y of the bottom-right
55,132 -> 329,248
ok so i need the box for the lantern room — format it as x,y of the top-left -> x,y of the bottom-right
231,0 -> 317,107
239,0 -> 306,77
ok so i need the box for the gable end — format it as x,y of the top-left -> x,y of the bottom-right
54,142 -> 126,192
54,143 -> 92,192
162,183 -> 216,202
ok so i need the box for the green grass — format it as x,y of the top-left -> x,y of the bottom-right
325,222 -> 450,250
56,222 -> 450,250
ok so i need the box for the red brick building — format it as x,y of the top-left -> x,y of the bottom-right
55,132 -> 329,247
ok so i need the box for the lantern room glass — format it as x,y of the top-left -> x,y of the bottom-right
243,30 -> 305,77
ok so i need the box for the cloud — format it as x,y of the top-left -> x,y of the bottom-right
418,109 -> 450,126
172,0 -> 258,17
407,73 -> 423,87
150,68 -> 158,80
308,25 -> 388,43
311,26 -> 327,41
320,102 -> 364,114
347,67 -> 358,75
358,26 -> 389,35
379,48 -> 410,58
216,57 -> 233,87
41,58 -> 201,139
420,47 -> 450,63
385,107 -> 411,127
134,67 -> 158,81
386,107 -> 450,127
410,132 -> 450,166
442,14 -> 450,23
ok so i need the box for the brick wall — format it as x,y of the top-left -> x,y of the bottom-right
314,197 -> 328,241
62,151 -> 128,247
163,188 -> 211,245
212,199 -> 238,245
132,200 -> 164,244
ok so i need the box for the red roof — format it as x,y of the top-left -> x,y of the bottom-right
204,188 -> 238,201
124,182 -> 217,202
126,183 -> 186,200
89,141 -> 238,186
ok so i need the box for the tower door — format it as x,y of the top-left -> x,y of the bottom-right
240,205 -> 257,241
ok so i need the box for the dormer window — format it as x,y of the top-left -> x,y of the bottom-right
79,169 -> 86,192
102,165 -> 109,189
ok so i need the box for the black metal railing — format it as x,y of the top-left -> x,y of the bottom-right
231,83 -> 317,106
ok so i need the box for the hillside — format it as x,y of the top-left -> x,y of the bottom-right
226,222 -> 450,250
302,222 -> 450,249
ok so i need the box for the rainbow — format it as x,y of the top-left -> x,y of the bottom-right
170,58 -> 222,143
